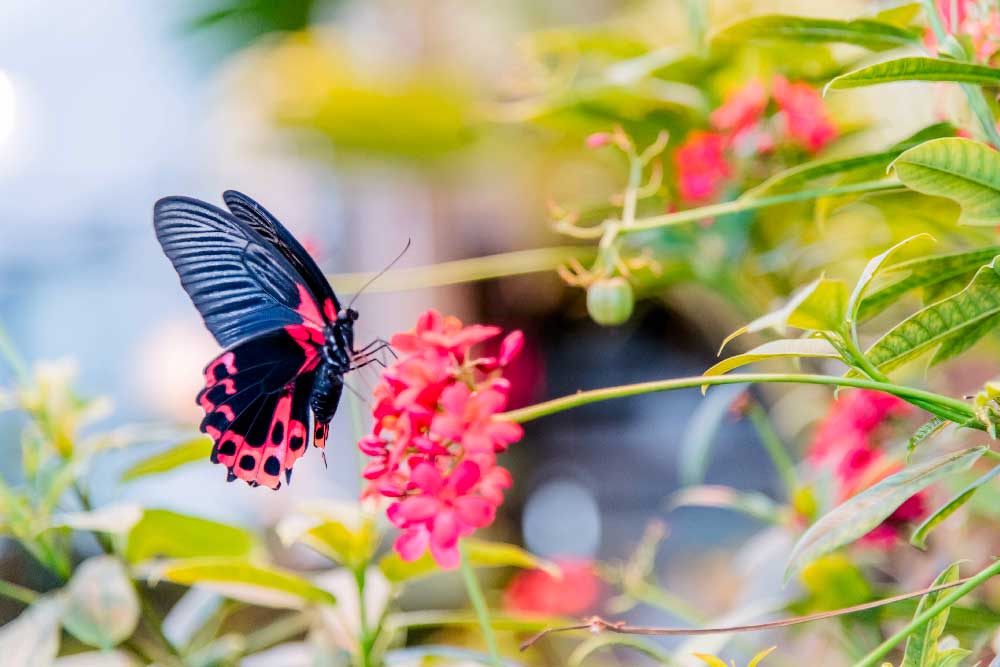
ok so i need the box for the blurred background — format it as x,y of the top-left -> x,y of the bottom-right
4,1 -> 995,664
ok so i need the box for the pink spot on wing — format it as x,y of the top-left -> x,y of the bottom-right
294,284 -> 324,325
323,298 -> 337,322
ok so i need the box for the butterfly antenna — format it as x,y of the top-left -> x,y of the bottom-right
347,238 -> 412,309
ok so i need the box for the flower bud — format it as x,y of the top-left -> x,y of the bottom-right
586,277 -> 634,326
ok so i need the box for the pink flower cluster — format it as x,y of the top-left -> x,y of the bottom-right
675,76 -> 837,202
806,390 -> 924,547
359,310 -> 525,569
927,0 -> 1000,62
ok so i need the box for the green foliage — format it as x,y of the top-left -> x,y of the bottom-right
900,563 -> 970,667
827,57 -> 1000,91
125,509 -> 258,563
786,447 -> 986,579
61,556 -> 139,649
120,436 -> 213,481
703,338 -> 840,379
892,138 -> 1000,227
911,464 -> 1000,549
721,278 -> 848,349
712,15 -> 920,50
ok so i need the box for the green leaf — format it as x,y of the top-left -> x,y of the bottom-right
721,278 -> 848,351
704,338 -> 841,382
827,57 -> 1000,92
147,557 -> 336,608
858,246 -> 1000,321
891,138 -> 1000,227
848,234 -> 936,329
126,509 -> 257,563
50,503 -> 143,535
120,436 -> 213,482
907,417 -> 949,461
862,261 -> 1000,374
712,15 -> 920,50
61,556 -> 140,649
667,485 -> 782,523
0,598 -> 63,667
379,539 -> 557,583
746,123 -> 955,196
786,447 -> 986,579
276,504 -> 377,568
680,384 -> 749,483
901,563 -> 961,667
910,464 -> 1000,549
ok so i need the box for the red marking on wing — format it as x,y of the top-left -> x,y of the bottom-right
314,422 -> 329,450
294,283 -> 325,326
323,298 -> 337,322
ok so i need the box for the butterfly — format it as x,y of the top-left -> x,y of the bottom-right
153,190 -> 386,489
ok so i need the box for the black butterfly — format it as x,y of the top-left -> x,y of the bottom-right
153,191 -> 385,489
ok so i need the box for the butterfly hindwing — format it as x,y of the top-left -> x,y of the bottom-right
153,196 -> 327,348
199,328 -> 323,489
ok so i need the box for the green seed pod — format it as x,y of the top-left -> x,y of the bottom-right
586,277 -> 634,326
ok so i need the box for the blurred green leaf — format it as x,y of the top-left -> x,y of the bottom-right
862,260 -> 1000,373
828,57 -> 1000,92
721,278 -> 848,350
61,556 -> 139,650
126,509 -> 257,563
667,485 -> 782,523
0,597 -> 63,667
911,464 -> 1000,549
892,138 -> 1000,227
799,554 -> 872,611
704,338 -> 841,382
786,447 -> 986,579
679,384 -> 750,483
747,123 -> 955,196
51,503 -> 143,535
379,539 -> 557,583
858,246 -> 1000,321
568,634 -> 673,666
901,563 -> 965,667
907,417 -> 949,460
712,15 -> 920,50
148,558 -> 335,609
121,436 -> 213,482
276,506 -> 376,568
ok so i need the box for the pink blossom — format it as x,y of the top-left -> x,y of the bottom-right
772,76 -> 837,153
503,559 -> 602,616
359,310 -> 525,569
674,131 -> 732,202
585,132 -> 612,149
711,79 -> 767,136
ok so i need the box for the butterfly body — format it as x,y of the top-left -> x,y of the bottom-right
153,190 -> 372,489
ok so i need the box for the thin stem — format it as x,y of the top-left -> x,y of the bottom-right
620,181 -> 900,234
746,403 -> 797,498
459,543 -> 503,667
354,567 -> 374,667
327,246 -> 595,294
501,373 -> 979,427
0,579 -> 39,605
852,558 -> 1000,667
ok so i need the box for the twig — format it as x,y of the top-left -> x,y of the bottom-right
519,576 -> 975,651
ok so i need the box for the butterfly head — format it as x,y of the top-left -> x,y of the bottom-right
337,308 -> 359,324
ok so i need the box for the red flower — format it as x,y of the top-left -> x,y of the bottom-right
503,559 -> 601,617
772,76 -> 837,153
359,310 -> 524,569
674,131 -> 732,202
925,0 -> 972,53
711,79 -> 768,136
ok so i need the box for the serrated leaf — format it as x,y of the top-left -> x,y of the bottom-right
747,123 -> 955,196
721,278 -> 848,351
61,556 -> 140,649
862,261 -> 1000,374
901,563 -> 961,667
704,339 -> 841,382
379,539 -> 557,583
858,246 -> 1000,320
120,436 -> 213,482
126,509 -> 257,564
827,57 -> 1000,92
891,138 -> 1000,227
848,234 -> 935,328
667,485 -> 782,523
786,447 -> 986,579
712,15 -> 920,50
911,464 -> 1000,549
147,558 -> 336,608
680,384 -> 750,483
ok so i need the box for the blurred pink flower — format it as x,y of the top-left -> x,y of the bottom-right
772,76 -> 837,153
360,309 -> 524,569
925,0 -> 972,53
711,79 -> 768,136
585,132 -> 612,149
503,559 -> 602,616
674,131 -> 732,202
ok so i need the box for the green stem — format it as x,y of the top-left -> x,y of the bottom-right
500,373 -> 979,427
355,566 -> 374,667
746,403 -> 797,497
620,181 -> 900,234
852,558 -> 1000,667
459,543 -> 503,667
327,246 -> 594,294
0,579 -> 39,605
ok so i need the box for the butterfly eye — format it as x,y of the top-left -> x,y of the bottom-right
338,308 -> 359,323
